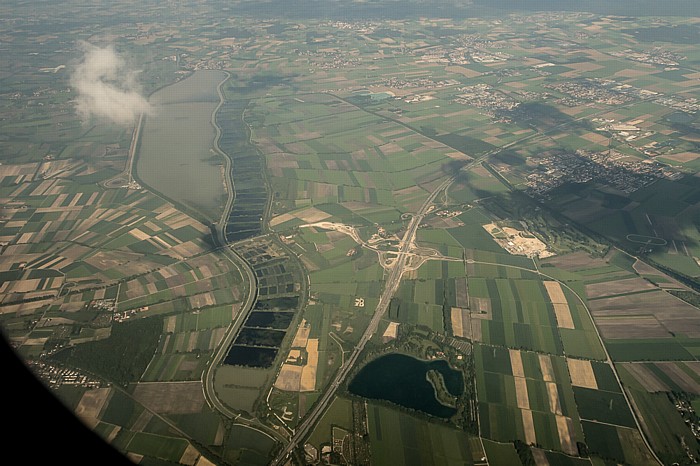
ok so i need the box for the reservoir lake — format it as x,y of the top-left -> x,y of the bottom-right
348,353 -> 464,418
136,70 -> 228,223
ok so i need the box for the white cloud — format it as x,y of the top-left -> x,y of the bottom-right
71,42 -> 151,126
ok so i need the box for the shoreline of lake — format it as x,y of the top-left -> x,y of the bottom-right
135,70 -> 229,225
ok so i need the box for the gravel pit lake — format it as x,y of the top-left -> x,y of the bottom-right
348,353 -> 464,418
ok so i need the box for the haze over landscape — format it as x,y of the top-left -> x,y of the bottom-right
1,1 -> 699,465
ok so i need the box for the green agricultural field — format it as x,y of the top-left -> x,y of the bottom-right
581,421 -> 657,465
589,362 -> 621,393
617,365 -> 700,465
477,401 -> 522,444
581,422 -> 625,464
606,339 -> 694,361
482,440 -> 523,466
170,411 -> 223,446
176,305 -> 235,331
560,330 -> 606,361
126,432 -> 189,462
573,387 -> 635,428
142,354 -> 187,382
470,278 -> 565,354
448,226 -> 504,254
367,403 -> 482,466
223,425 -> 276,466
475,344 -> 585,452
101,390 -> 145,428
307,396 -> 354,448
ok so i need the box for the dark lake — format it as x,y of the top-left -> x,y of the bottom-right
348,353 -> 463,419
244,311 -> 295,329
223,345 -> 278,368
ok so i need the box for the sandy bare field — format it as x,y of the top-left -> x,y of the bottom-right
274,364 -> 302,391
543,281 -> 567,303
514,376 -> 530,410
543,281 -> 575,329
662,151 -> 700,163
539,354 -> 555,383
294,207 -> 332,223
553,303 -> 575,329
522,409 -> 536,445
531,449 -> 549,466
300,338 -> 319,392
547,382 -> 562,415
510,349 -> 525,378
270,212 -> 295,227
445,65 -> 482,78
469,313 -> 483,342
292,320 -> 311,348
451,307 -> 465,338
163,316 -> 177,333
567,358 -> 598,390
180,445 -> 200,466
556,415 -> 577,455
196,456 -> 217,466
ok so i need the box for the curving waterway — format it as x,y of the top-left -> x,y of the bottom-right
136,70 -> 229,223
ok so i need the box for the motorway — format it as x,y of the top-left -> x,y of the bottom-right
270,131 -> 511,465
270,173 -> 457,465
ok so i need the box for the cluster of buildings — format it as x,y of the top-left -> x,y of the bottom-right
297,49 -> 362,70
544,79 -> 632,106
29,361 -> 103,389
609,48 -> 685,67
89,299 -> 116,312
469,49 -> 510,64
327,21 -> 376,35
113,306 -> 149,323
525,149 -> 672,197
435,209 -> 463,218
453,84 -> 520,113
415,35 -> 510,66
382,76 -> 459,90
654,95 -> 700,114
416,47 -> 470,65
672,396 -> 700,463
546,77 -> 699,115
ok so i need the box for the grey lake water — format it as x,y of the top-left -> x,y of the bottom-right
136,70 -> 228,223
